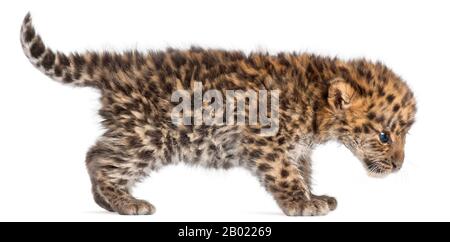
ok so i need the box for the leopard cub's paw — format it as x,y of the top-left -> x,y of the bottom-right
112,199 -> 156,215
312,195 -> 338,211
282,195 -> 337,216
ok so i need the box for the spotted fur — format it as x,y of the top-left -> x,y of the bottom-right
21,13 -> 416,216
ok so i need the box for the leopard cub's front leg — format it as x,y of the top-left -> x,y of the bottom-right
249,148 -> 337,216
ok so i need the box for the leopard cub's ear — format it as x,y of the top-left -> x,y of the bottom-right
327,78 -> 358,111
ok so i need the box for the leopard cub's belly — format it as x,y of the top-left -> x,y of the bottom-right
137,125 -> 243,170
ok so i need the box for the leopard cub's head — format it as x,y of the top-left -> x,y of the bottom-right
327,61 -> 416,177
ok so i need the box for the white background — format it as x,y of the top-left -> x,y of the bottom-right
0,0 -> 449,222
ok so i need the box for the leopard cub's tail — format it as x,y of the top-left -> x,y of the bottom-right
20,13 -> 99,88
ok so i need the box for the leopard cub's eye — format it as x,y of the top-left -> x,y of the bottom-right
379,132 -> 390,143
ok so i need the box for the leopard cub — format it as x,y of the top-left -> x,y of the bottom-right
21,13 -> 416,216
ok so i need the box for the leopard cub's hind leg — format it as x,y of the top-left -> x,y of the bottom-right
86,139 -> 156,215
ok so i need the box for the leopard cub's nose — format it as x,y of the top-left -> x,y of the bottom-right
391,160 -> 403,171
391,151 -> 404,171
